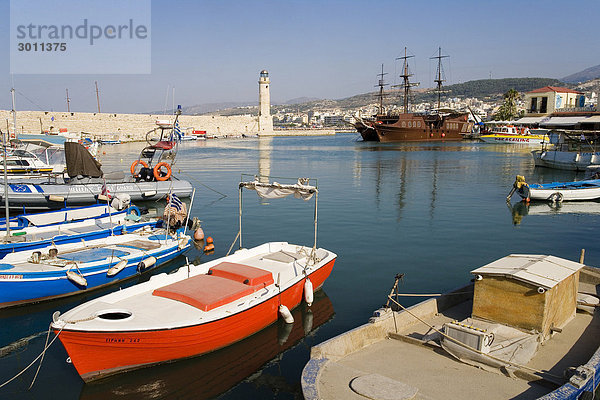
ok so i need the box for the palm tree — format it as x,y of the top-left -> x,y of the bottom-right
494,89 -> 520,120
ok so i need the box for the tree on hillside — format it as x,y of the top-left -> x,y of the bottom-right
494,89 -> 521,120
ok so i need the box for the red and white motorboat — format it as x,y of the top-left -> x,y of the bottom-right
51,177 -> 337,382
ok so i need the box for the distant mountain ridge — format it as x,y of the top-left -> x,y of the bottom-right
561,65 -> 600,83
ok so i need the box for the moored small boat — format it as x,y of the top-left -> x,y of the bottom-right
0,227 -> 191,308
507,175 -> 600,202
51,176 -> 337,382
302,254 -> 600,400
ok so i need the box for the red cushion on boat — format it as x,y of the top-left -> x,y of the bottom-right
208,262 -> 274,287
150,141 -> 175,150
152,275 -> 254,311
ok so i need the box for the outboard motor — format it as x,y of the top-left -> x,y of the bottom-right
111,193 -> 131,211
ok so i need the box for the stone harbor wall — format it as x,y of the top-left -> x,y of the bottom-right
0,110 -> 260,141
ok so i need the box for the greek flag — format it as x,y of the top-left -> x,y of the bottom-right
173,121 -> 183,141
168,193 -> 183,211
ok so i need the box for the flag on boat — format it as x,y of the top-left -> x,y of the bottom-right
101,180 -> 110,198
168,193 -> 183,211
173,121 -> 183,141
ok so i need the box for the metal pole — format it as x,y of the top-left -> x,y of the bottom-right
2,125 -> 10,239
238,184 -> 243,249
66,89 -> 70,112
313,190 -> 318,253
182,188 -> 196,238
95,81 -> 101,113
11,88 -> 17,140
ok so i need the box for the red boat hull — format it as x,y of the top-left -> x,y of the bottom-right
56,258 -> 335,381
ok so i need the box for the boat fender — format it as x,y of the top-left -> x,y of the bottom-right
194,227 -> 205,241
206,236 -> 213,244
48,246 -> 58,258
138,256 -> 157,270
279,305 -> 294,324
66,270 -> 87,287
304,278 -> 314,306
153,162 -> 172,181
575,154 -> 581,163
31,251 -> 42,264
48,195 -> 65,202
107,260 -> 128,277
130,160 -> 149,176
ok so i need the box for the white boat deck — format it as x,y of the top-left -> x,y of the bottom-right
309,292 -> 600,400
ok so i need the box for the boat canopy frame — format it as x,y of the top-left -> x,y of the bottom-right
235,174 -> 319,264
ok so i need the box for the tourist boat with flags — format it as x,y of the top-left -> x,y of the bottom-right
51,176 -> 337,382
0,225 -> 191,308
479,125 -> 548,145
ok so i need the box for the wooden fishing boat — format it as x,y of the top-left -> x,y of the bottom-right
303,254 -> 600,400
480,125 -> 547,145
507,175 -> 600,202
0,227 -> 191,308
51,177 -> 337,382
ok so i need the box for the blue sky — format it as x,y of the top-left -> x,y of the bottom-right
1,0 -> 599,113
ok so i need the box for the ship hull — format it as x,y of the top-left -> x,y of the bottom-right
373,113 -> 471,143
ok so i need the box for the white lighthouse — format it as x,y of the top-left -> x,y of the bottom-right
258,70 -> 273,134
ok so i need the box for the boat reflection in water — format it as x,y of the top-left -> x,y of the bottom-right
507,200 -> 600,225
79,290 -> 334,400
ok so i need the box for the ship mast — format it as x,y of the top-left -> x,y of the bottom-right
374,64 -> 389,116
395,47 -> 419,114
430,47 -> 449,111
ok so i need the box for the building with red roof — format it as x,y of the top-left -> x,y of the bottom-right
524,86 -> 585,116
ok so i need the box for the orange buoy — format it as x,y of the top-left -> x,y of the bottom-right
153,162 -> 172,181
206,236 -> 213,244
203,243 -> 214,253
441,133 -> 446,137
194,227 -> 205,241
130,160 -> 149,176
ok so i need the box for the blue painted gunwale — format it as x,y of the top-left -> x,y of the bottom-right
0,235 -> 191,307
529,179 -> 600,190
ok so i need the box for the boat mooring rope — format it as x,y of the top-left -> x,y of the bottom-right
0,324 -> 64,390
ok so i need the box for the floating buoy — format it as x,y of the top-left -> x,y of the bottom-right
194,227 -> 205,241
103,151 -> 106,155
204,243 -> 215,253
137,256 -> 156,270
107,260 -> 128,277
279,305 -> 294,324
66,270 -> 87,287
304,278 -> 314,306
206,236 -> 213,244
441,133 -> 446,137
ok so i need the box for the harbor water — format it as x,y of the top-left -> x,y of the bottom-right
2,134 -> 599,399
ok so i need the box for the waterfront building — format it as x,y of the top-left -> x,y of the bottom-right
524,86 -> 585,116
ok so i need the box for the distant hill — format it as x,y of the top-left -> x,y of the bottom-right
561,65 -> 600,83
171,77 -> 567,117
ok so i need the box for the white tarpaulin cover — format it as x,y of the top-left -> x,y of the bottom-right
540,116 -> 589,127
240,179 -> 317,201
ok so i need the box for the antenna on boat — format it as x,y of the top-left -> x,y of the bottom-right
430,47 -> 449,111
1,123 -> 10,239
394,47 -> 420,114
374,64 -> 389,116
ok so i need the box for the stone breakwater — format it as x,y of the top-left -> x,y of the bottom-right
0,110 -> 260,141
0,110 -> 335,141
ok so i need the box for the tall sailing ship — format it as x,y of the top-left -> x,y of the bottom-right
356,48 -> 473,142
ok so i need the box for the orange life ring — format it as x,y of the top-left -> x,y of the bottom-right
130,160 -> 149,176
153,162 -> 172,181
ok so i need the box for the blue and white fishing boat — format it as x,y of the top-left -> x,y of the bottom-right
508,175 -> 600,202
0,227 -> 191,308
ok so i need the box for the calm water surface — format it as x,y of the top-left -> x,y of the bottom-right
1,134 -> 599,399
